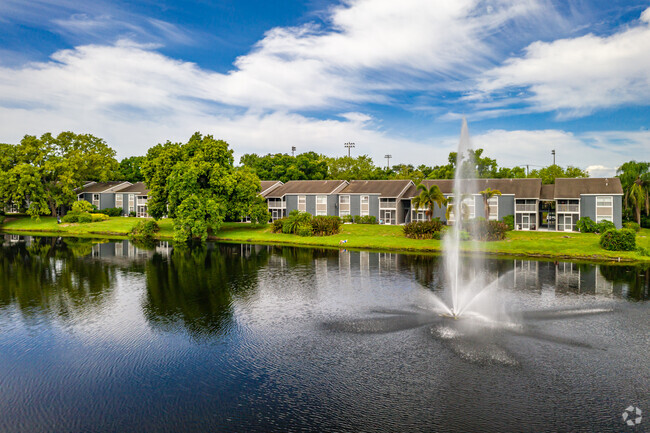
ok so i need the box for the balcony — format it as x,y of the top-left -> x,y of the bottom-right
557,204 -> 579,213
515,204 -> 536,212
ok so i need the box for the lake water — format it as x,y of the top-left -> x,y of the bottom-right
0,235 -> 648,432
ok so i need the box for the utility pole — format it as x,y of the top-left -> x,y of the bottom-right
526,164 -> 529,176
291,146 -> 296,157
344,142 -> 355,157
385,154 -> 392,169
551,149 -> 556,166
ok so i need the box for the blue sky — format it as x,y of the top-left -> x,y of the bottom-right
1,0 -> 649,176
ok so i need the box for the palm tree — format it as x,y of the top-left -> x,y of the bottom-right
445,197 -> 469,222
479,187 -> 502,220
411,183 -> 445,221
626,176 -> 649,224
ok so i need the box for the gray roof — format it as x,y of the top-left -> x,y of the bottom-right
339,180 -> 413,197
260,181 -> 283,197
116,182 -> 150,194
265,180 -> 348,198
78,181 -> 131,193
554,178 -> 623,198
403,178 -> 543,198
540,184 -> 555,200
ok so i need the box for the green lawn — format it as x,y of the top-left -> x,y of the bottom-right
2,216 -> 649,263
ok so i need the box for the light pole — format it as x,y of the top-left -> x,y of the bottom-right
291,146 -> 296,157
385,154 -> 392,169
551,149 -> 556,166
344,142 -> 355,157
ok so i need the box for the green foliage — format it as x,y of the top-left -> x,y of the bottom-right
0,132 -> 118,218
296,224 -> 313,237
596,220 -> 616,233
98,207 -> 123,217
271,218 -> 286,233
466,219 -> 509,241
310,216 -> 342,236
479,188 -> 501,218
326,155 -> 385,180
72,200 -> 94,213
129,220 -> 160,241
528,164 -> 589,184
576,216 -> 598,233
642,215 -> 650,229
143,132 -> 265,242
502,215 -> 514,231
623,221 -> 641,232
63,211 -> 93,224
0,215 -> 4,226
282,210 -> 312,234
129,211 -> 136,217
403,219 -> 444,239
90,213 -> 110,222
636,246 -> 650,257
240,151 -> 328,182
600,228 -> 636,251
115,156 -> 146,182
412,183 -> 445,220
352,215 -> 377,224
341,214 -> 354,223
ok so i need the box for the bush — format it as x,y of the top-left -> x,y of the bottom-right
576,216 -> 598,233
353,215 -> 377,224
129,220 -> 160,241
90,213 -> 109,222
297,224 -> 313,237
98,207 -> 123,217
341,215 -> 354,223
596,219 -> 616,233
502,215 -> 514,231
271,218 -> 286,233
623,221 -> 641,232
282,210 -> 312,234
62,211 -> 93,223
466,219 -> 509,241
637,246 -> 650,257
403,219 -> 444,239
0,215 -> 4,226
129,211 -> 136,217
641,215 -> 650,229
600,228 -> 636,251
311,216 -> 342,236
71,201 -> 94,213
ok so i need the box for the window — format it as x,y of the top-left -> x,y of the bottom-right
379,198 -> 397,208
92,194 -> 100,208
515,199 -> 537,212
596,196 -> 613,222
115,194 -> 123,209
316,195 -> 327,216
339,195 -> 350,216
556,199 -> 579,213
488,196 -> 498,220
128,194 -> 135,213
360,195 -> 369,216
463,197 -> 475,219
298,195 -> 306,212
412,210 -> 427,222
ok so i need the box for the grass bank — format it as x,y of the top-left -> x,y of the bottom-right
2,216 -> 650,263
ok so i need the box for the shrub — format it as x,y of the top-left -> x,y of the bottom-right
576,216 -> 598,233
311,216 -> 342,236
297,224 -> 313,237
623,221 -> 641,232
98,207 -> 123,217
0,215 -> 4,226
641,215 -> 650,229
62,211 -> 93,223
341,214 -> 354,223
71,200 -> 94,213
403,219 -> 444,239
596,219 -> 616,233
600,228 -> 636,251
129,220 -> 160,241
466,219 -> 509,241
90,213 -> 110,222
637,246 -> 650,257
129,211 -> 136,217
351,215 -> 377,224
458,230 -> 471,241
282,210 -> 312,234
502,215 -> 514,231
271,218 -> 286,233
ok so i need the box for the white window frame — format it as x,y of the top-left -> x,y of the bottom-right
92,194 -> 100,208
298,195 -> 306,212
339,195 -> 350,216
115,194 -> 123,209
128,194 -> 135,213
463,197 -> 475,220
360,195 -> 369,216
316,195 -> 327,216
595,196 -> 613,223
412,209 -> 427,222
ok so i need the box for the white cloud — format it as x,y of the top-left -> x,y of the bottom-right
474,7 -> 650,116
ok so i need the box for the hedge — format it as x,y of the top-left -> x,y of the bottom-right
403,219 -> 444,239
599,228 -> 636,251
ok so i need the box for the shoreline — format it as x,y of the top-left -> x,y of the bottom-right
2,217 -> 649,265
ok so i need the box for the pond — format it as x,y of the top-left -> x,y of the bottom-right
0,235 -> 648,432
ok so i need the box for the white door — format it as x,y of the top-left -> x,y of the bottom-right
381,210 -> 394,225
564,215 -> 573,232
522,215 -> 530,230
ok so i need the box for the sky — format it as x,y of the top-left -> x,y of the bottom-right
1,0 -> 649,176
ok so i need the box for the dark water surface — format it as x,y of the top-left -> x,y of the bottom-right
0,235 -> 648,432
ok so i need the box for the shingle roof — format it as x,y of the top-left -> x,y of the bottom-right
339,180 -> 413,197
260,181 -> 283,197
79,181 -> 131,193
554,178 -> 623,198
403,178 -> 543,198
115,182 -> 150,194
540,184 -> 555,200
265,180 -> 348,197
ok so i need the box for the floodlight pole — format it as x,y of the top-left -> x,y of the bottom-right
551,149 -> 556,166
291,146 -> 296,157
385,154 -> 392,169
344,142 -> 355,157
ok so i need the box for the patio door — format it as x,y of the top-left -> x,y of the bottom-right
563,215 -> 573,232
380,209 -> 395,225
522,215 -> 530,230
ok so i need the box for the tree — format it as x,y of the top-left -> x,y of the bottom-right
115,156 -> 146,182
617,161 -> 650,224
480,188 -> 502,219
528,164 -> 589,184
240,152 -> 328,182
411,183 -> 445,221
326,155 -> 384,180
143,132 -> 266,242
0,132 -> 117,218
